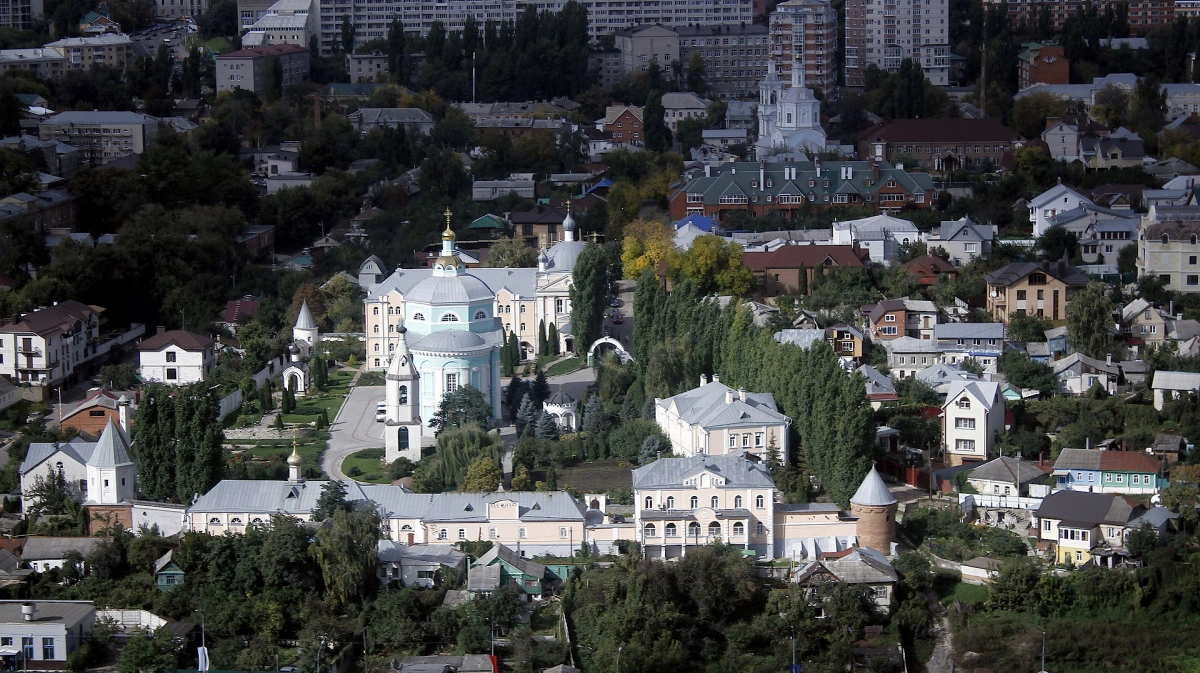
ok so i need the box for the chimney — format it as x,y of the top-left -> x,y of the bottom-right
700,374 -> 709,386
815,160 -> 821,177
725,390 -> 734,404
118,396 -> 130,434
21,603 -> 35,622
157,326 -> 166,335
704,164 -> 711,178
738,387 -> 747,402
871,159 -> 879,180
1038,451 -> 1044,466
1106,353 -> 1112,366
713,374 -> 720,383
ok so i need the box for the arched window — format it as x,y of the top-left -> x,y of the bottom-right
644,524 -> 657,537
55,461 -> 63,471
755,495 -> 765,509
388,324 -> 394,333
399,385 -> 408,404
688,522 -> 701,537
732,522 -> 745,536
373,307 -> 379,315
398,427 -> 409,451
441,313 -> 459,322
665,523 -> 678,537
230,517 -> 242,525
374,344 -> 380,352
666,496 -> 675,510
401,524 -> 412,531
474,310 -> 487,320
708,522 -> 722,538
645,496 -> 653,509
388,307 -> 394,315
413,312 -> 425,321
957,397 -> 971,409
711,496 -> 719,509
252,517 -> 263,524
690,496 -> 698,508
209,517 -> 221,524
734,495 -> 743,508
1164,234 -> 1171,245
388,344 -> 395,352
373,325 -> 380,333
505,305 -> 511,313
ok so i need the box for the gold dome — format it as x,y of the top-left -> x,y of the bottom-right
441,206 -> 456,241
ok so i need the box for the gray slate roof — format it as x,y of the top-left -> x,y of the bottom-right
376,541 -> 465,567
655,381 -> 789,430
794,546 -> 898,585
89,419 -> 133,468
934,323 -> 1006,340
850,466 -> 896,507
984,261 -> 1090,287
476,542 -> 545,578
22,537 -> 104,561
857,365 -> 896,397
632,454 -> 775,490
368,267 -> 538,302
0,600 -> 94,626
1035,490 -> 1139,527
967,456 -> 1046,486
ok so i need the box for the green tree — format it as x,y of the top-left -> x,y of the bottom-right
515,394 -> 538,437
340,14 -> 356,53
534,411 -> 560,441
643,90 -> 671,152
116,627 -> 180,673
1008,312 -> 1052,343
998,349 -> 1057,393
569,243 -> 609,355
132,385 -> 176,501
1066,282 -> 1116,359
173,383 -> 224,500
685,52 -> 707,94
484,236 -> 536,268
411,425 -> 505,492
1124,521 -> 1158,559
429,384 -> 492,434
1036,225 -> 1078,261
460,456 -> 502,492
531,367 -> 550,406
665,234 -> 754,296
310,508 -> 382,610
311,480 -> 351,520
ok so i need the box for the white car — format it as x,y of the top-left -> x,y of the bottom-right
375,403 -> 386,422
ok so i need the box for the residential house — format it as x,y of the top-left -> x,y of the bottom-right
1053,448 -> 1163,494
0,190 -> 78,233
661,92 -> 710,132
0,48 -> 67,81
376,541 -> 466,588
927,216 -> 994,266
862,297 -> 938,341
902,255 -> 958,286
858,365 -> 899,409
0,600 -> 95,665
38,111 -> 158,166
215,44 -> 309,95
601,105 -> 643,147
654,376 -> 791,462
59,389 -> 134,436
742,245 -> 870,296
1029,183 -> 1091,237
701,128 -> 749,148
670,160 -> 936,224
137,328 -> 216,385
1136,216 -> 1200,293
471,177 -> 535,201
941,380 -> 1004,466
221,297 -> 261,333
467,214 -> 507,240
472,543 -> 547,600
724,101 -> 756,129
22,538 -> 104,573
859,118 -> 1024,172
793,547 -> 899,612
44,34 -> 133,70
613,25 -> 679,76
1017,43 -> 1069,89
509,204 -> 567,245
826,324 -> 866,365
1149,433 -> 1187,463
965,455 -> 1048,496
831,214 -> 922,263
984,260 -> 1090,323
1079,216 -> 1138,264
347,108 -> 434,136
0,300 -> 103,387
633,453 -> 779,560
153,550 -> 183,590
1081,127 -> 1144,169
933,323 -> 1005,373
883,336 -> 939,379
0,135 -> 84,180
346,52 -> 387,82
915,363 -> 981,395
1052,353 -> 1120,394
1120,297 -> 1171,347
1034,490 -> 1141,566
0,378 -> 18,415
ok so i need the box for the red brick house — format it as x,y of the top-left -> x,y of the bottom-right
1018,43 -> 1069,90
859,119 -> 1025,173
903,254 -> 958,286
601,105 -> 644,147
742,245 -> 870,296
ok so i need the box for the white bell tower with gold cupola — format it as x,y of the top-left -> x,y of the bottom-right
384,322 -> 422,464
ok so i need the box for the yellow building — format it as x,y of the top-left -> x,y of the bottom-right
984,260 -> 1090,323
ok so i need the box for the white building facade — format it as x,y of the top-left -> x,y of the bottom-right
655,377 -> 792,462
137,330 -> 216,385
941,380 -> 1003,466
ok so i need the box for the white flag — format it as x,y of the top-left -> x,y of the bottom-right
198,646 -> 210,672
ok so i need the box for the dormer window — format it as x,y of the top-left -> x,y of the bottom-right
751,179 -> 758,187
766,179 -> 773,187
413,312 -> 425,321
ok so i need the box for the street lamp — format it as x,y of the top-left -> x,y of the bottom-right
193,610 -> 205,649
615,646 -> 622,673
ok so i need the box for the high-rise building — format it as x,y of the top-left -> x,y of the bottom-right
991,0 -> 1172,36
843,0 -> 950,87
767,0 -> 837,97
308,0 -> 755,54
677,24 -> 770,101
0,0 -> 41,30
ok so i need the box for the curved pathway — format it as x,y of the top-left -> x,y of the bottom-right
321,385 -> 385,480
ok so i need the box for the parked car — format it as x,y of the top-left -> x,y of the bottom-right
610,311 -> 623,324
375,402 -> 387,422
608,295 -> 621,308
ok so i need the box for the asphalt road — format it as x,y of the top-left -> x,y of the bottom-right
320,385 -> 384,480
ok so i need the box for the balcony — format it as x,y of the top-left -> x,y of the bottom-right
16,345 -> 40,355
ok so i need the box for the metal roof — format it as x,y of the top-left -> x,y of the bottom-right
88,419 -> 133,468
0,601 -> 94,626
410,330 -> 489,354
967,456 -> 1046,485
849,466 -> 897,507
295,300 -> 316,330
934,323 -> 1006,340
22,537 -> 104,561
1035,490 -> 1138,527
655,381 -> 789,430
632,454 -> 774,490
1053,448 -> 1162,474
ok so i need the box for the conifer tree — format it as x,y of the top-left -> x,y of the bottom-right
132,385 -> 176,501
548,324 -> 560,355
539,319 -> 548,356
532,367 -> 550,406
516,394 -> 538,437
534,411 -> 560,440
545,466 -> 558,490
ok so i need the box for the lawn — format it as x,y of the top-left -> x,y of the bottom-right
341,448 -> 391,484
935,577 -> 988,606
228,432 -> 329,468
325,369 -> 355,394
303,391 -> 348,418
556,460 -> 633,494
543,356 -> 586,377
357,371 -> 384,386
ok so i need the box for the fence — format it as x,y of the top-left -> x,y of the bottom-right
959,493 -> 1043,511
216,355 -> 287,421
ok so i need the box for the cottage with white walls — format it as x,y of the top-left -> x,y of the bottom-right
137,328 -> 216,385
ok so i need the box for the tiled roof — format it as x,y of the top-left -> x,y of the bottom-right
903,255 -> 957,275
0,300 -> 97,337
983,261 -> 1090,287
1054,448 -> 1162,473
861,118 -> 1023,144
137,329 -> 214,352
743,245 -> 867,271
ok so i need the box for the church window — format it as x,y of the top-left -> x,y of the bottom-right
520,323 -> 527,331
474,310 -> 487,320
690,496 -> 698,508
388,324 -> 394,332
398,427 -> 409,451
388,344 -> 394,352
373,326 -> 380,333
441,313 -> 459,322
711,495 -> 719,508
209,517 -> 221,524
786,112 -> 792,124
735,495 -> 743,508
374,345 -> 380,352
413,313 -> 425,321
373,307 -> 379,315
756,495 -> 765,509
399,386 -> 408,403
231,517 -> 242,525
556,298 -> 565,313
445,373 -> 459,393
733,522 -> 745,536
520,305 -> 526,313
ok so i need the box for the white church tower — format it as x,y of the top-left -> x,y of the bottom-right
293,300 -> 319,357
384,324 -> 422,464
86,418 -> 137,505
756,58 -> 826,157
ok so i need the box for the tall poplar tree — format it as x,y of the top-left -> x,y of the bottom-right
132,385 -> 176,501
570,243 -> 608,357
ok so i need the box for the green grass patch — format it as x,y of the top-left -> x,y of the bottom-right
227,432 -> 329,467
341,448 -> 390,484
356,371 -> 385,387
323,369 -> 355,394
204,37 -> 231,53
556,460 -> 633,494
543,357 -> 585,377
281,414 -> 321,425
937,579 -> 988,606
303,392 -> 347,418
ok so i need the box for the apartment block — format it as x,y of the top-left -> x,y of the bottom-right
44,34 -> 133,70
615,24 -> 678,74
843,0 -> 949,87
989,0 -> 1172,36
0,0 -> 43,30
38,111 -> 159,166
676,24 -> 770,100
155,0 -> 207,19
215,44 -> 309,95
0,301 -> 102,387
768,0 -> 837,96
312,0 -> 755,53
240,0 -> 314,49
0,47 -> 65,80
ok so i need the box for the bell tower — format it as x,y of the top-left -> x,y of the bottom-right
385,324 -> 422,464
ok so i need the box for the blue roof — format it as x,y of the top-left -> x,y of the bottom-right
674,214 -> 714,232
585,178 -> 613,195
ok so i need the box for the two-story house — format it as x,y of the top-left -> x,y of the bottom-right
863,298 -> 938,340
883,336 -> 940,379
1137,216 -> 1200,293
137,329 -> 216,385
934,323 -> 1005,374
984,260 -> 1090,323
1030,183 -> 1092,237
1120,298 -> 1171,347
633,453 -> 778,560
941,380 -> 1004,467
1052,448 -> 1163,494
793,547 -> 898,612
926,216 -> 994,266
471,543 -> 548,601
1034,490 -> 1141,566
0,300 -> 102,388
600,105 -> 643,146
376,541 -> 466,589
654,376 -> 792,462
1051,353 -> 1121,395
